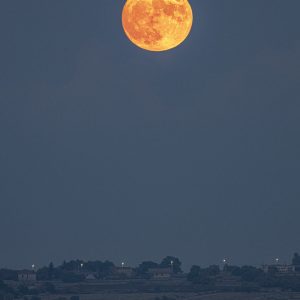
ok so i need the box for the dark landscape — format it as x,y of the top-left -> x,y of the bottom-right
2,254 -> 300,300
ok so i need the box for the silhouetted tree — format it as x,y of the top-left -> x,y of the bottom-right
60,260 -> 83,272
240,266 -> 263,282
187,265 -> 219,286
96,261 -> 115,278
223,265 -> 241,275
48,263 -> 54,280
0,269 -> 18,281
160,256 -> 182,274
187,265 -> 201,281
206,265 -> 220,276
292,253 -> 300,266
137,261 -> 159,276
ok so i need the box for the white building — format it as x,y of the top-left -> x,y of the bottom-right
18,270 -> 37,281
262,264 -> 296,274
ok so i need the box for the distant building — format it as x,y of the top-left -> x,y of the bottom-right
18,270 -> 37,281
262,264 -> 296,274
148,267 -> 173,279
114,267 -> 134,278
85,273 -> 97,281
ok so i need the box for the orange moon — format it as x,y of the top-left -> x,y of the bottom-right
122,0 -> 193,52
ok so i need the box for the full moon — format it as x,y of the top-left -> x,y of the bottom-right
122,0 -> 193,52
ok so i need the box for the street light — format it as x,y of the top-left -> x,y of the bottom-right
275,258 -> 279,264
121,262 -> 125,268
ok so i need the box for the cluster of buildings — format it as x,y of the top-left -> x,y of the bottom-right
16,266 -> 174,282
114,266 -> 173,279
17,270 -> 37,282
261,264 -> 296,275
15,263 -> 300,283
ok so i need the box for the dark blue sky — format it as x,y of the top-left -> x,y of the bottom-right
0,0 -> 299,270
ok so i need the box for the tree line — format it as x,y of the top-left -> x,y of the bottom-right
1,253 -> 300,298
0,256 -> 182,283
187,253 -> 300,292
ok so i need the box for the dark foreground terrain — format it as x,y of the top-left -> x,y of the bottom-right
42,291 -> 300,300
7,279 -> 300,300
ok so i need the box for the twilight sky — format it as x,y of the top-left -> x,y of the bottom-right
0,0 -> 300,270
